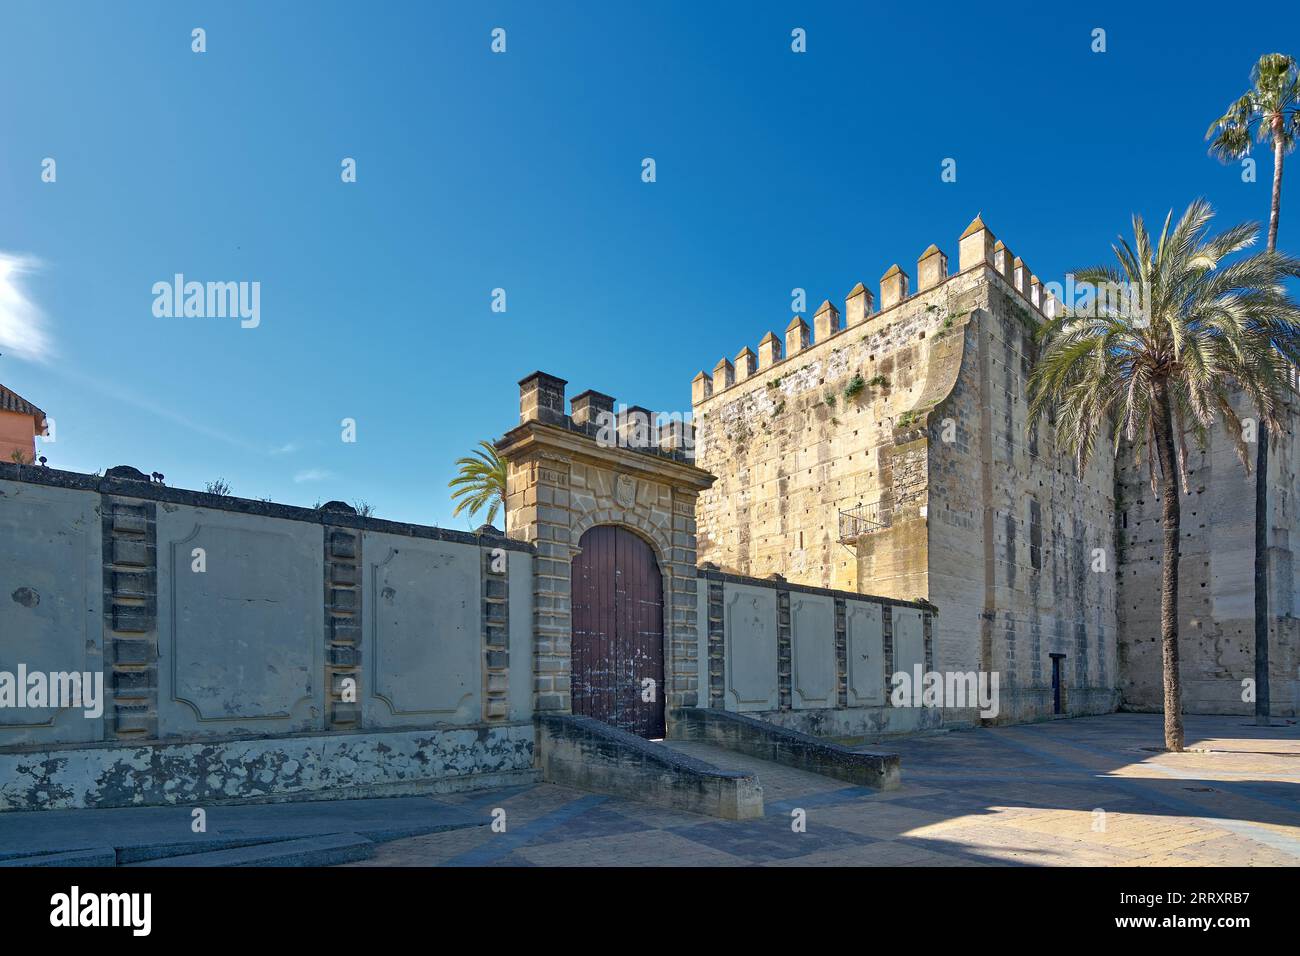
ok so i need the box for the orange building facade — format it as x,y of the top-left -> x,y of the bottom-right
0,384 -> 48,464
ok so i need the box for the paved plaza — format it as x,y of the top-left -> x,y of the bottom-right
348,714 -> 1300,867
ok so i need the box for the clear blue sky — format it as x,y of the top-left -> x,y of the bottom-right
1,1 -> 1296,527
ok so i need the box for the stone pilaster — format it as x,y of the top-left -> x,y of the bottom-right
776,586 -> 792,709
707,572 -> 725,708
520,453 -> 575,714
102,493 -> 158,739
667,489 -> 701,709
882,606 -> 895,693
923,609 -> 934,674
321,511 -> 362,728
481,534 -> 511,720
835,597 -> 848,709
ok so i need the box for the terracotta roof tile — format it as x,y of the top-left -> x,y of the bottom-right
0,384 -> 47,430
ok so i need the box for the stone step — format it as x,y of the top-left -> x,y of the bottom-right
126,833 -> 375,867
0,846 -> 117,867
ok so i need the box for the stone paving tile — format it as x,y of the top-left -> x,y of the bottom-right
669,816 -> 876,863
812,800 -> 953,840
343,714 -> 1300,867
515,830 -> 747,867
518,804 -> 655,845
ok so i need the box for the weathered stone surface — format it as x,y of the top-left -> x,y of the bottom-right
790,594 -> 836,709
0,723 -> 534,811
668,707 -> 900,790
1117,389 -> 1300,716
361,532 -> 481,726
722,584 -> 779,711
0,479 -> 104,747
155,507 -> 324,737
845,599 -> 884,706
692,226 -> 1118,724
536,714 -> 763,819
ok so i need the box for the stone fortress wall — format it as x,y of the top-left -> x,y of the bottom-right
690,216 -> 1119,723
1117,394 -> 1300,717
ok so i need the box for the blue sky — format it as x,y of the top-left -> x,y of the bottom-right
1,1 -> 1296,527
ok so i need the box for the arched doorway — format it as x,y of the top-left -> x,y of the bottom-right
570,525 -> 665,738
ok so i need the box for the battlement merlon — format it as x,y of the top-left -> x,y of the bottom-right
690,214 -> 1057,406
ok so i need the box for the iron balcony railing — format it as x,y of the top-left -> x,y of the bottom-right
838,500 -> 891,542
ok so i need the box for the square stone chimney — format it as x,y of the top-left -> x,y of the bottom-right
571,389 -> 614,428
620,405 -> 653,449
519,372 -> 568,426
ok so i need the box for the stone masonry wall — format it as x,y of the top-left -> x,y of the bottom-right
692,217 -> 1119,723
1117,393 -> 1300,716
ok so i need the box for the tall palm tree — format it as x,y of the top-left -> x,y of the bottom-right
449,440 -> 508,528
1028,200 -> 1300,751
1207,52 -> 1300,725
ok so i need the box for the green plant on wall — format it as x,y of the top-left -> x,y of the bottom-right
844,374 -> 866,400
867,375 -> 890,388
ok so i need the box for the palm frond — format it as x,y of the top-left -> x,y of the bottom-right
448,439 -> 508,526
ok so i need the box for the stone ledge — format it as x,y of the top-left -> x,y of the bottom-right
0,463 -> 535,553
536,714 -> 763,820
668,707 -> 901,790
696,566 -> 937,613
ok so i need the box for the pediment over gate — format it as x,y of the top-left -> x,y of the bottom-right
496,372 -> 715,560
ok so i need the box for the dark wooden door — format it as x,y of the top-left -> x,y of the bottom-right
571,525 -> 665,738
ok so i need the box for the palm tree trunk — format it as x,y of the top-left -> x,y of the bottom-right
1254,132 -> 1284,727
1267,132 -> 1284,252
1254,422 -> 1271,726
1153,380 -> 1185,752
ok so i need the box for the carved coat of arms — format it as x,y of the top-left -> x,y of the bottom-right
615,474 -> 636,509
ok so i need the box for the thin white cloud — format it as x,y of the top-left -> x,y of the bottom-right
50,364 -> 261,453
0,253 -> 55,363
293,468 -> 333,483
270,441 -> 301,455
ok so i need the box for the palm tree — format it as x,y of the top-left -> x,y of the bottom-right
1028,200 -> 1300,751
449,440 -> 508,528
1207,52 -> 1300,726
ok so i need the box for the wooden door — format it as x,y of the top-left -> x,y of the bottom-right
570,525 -> 665,737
